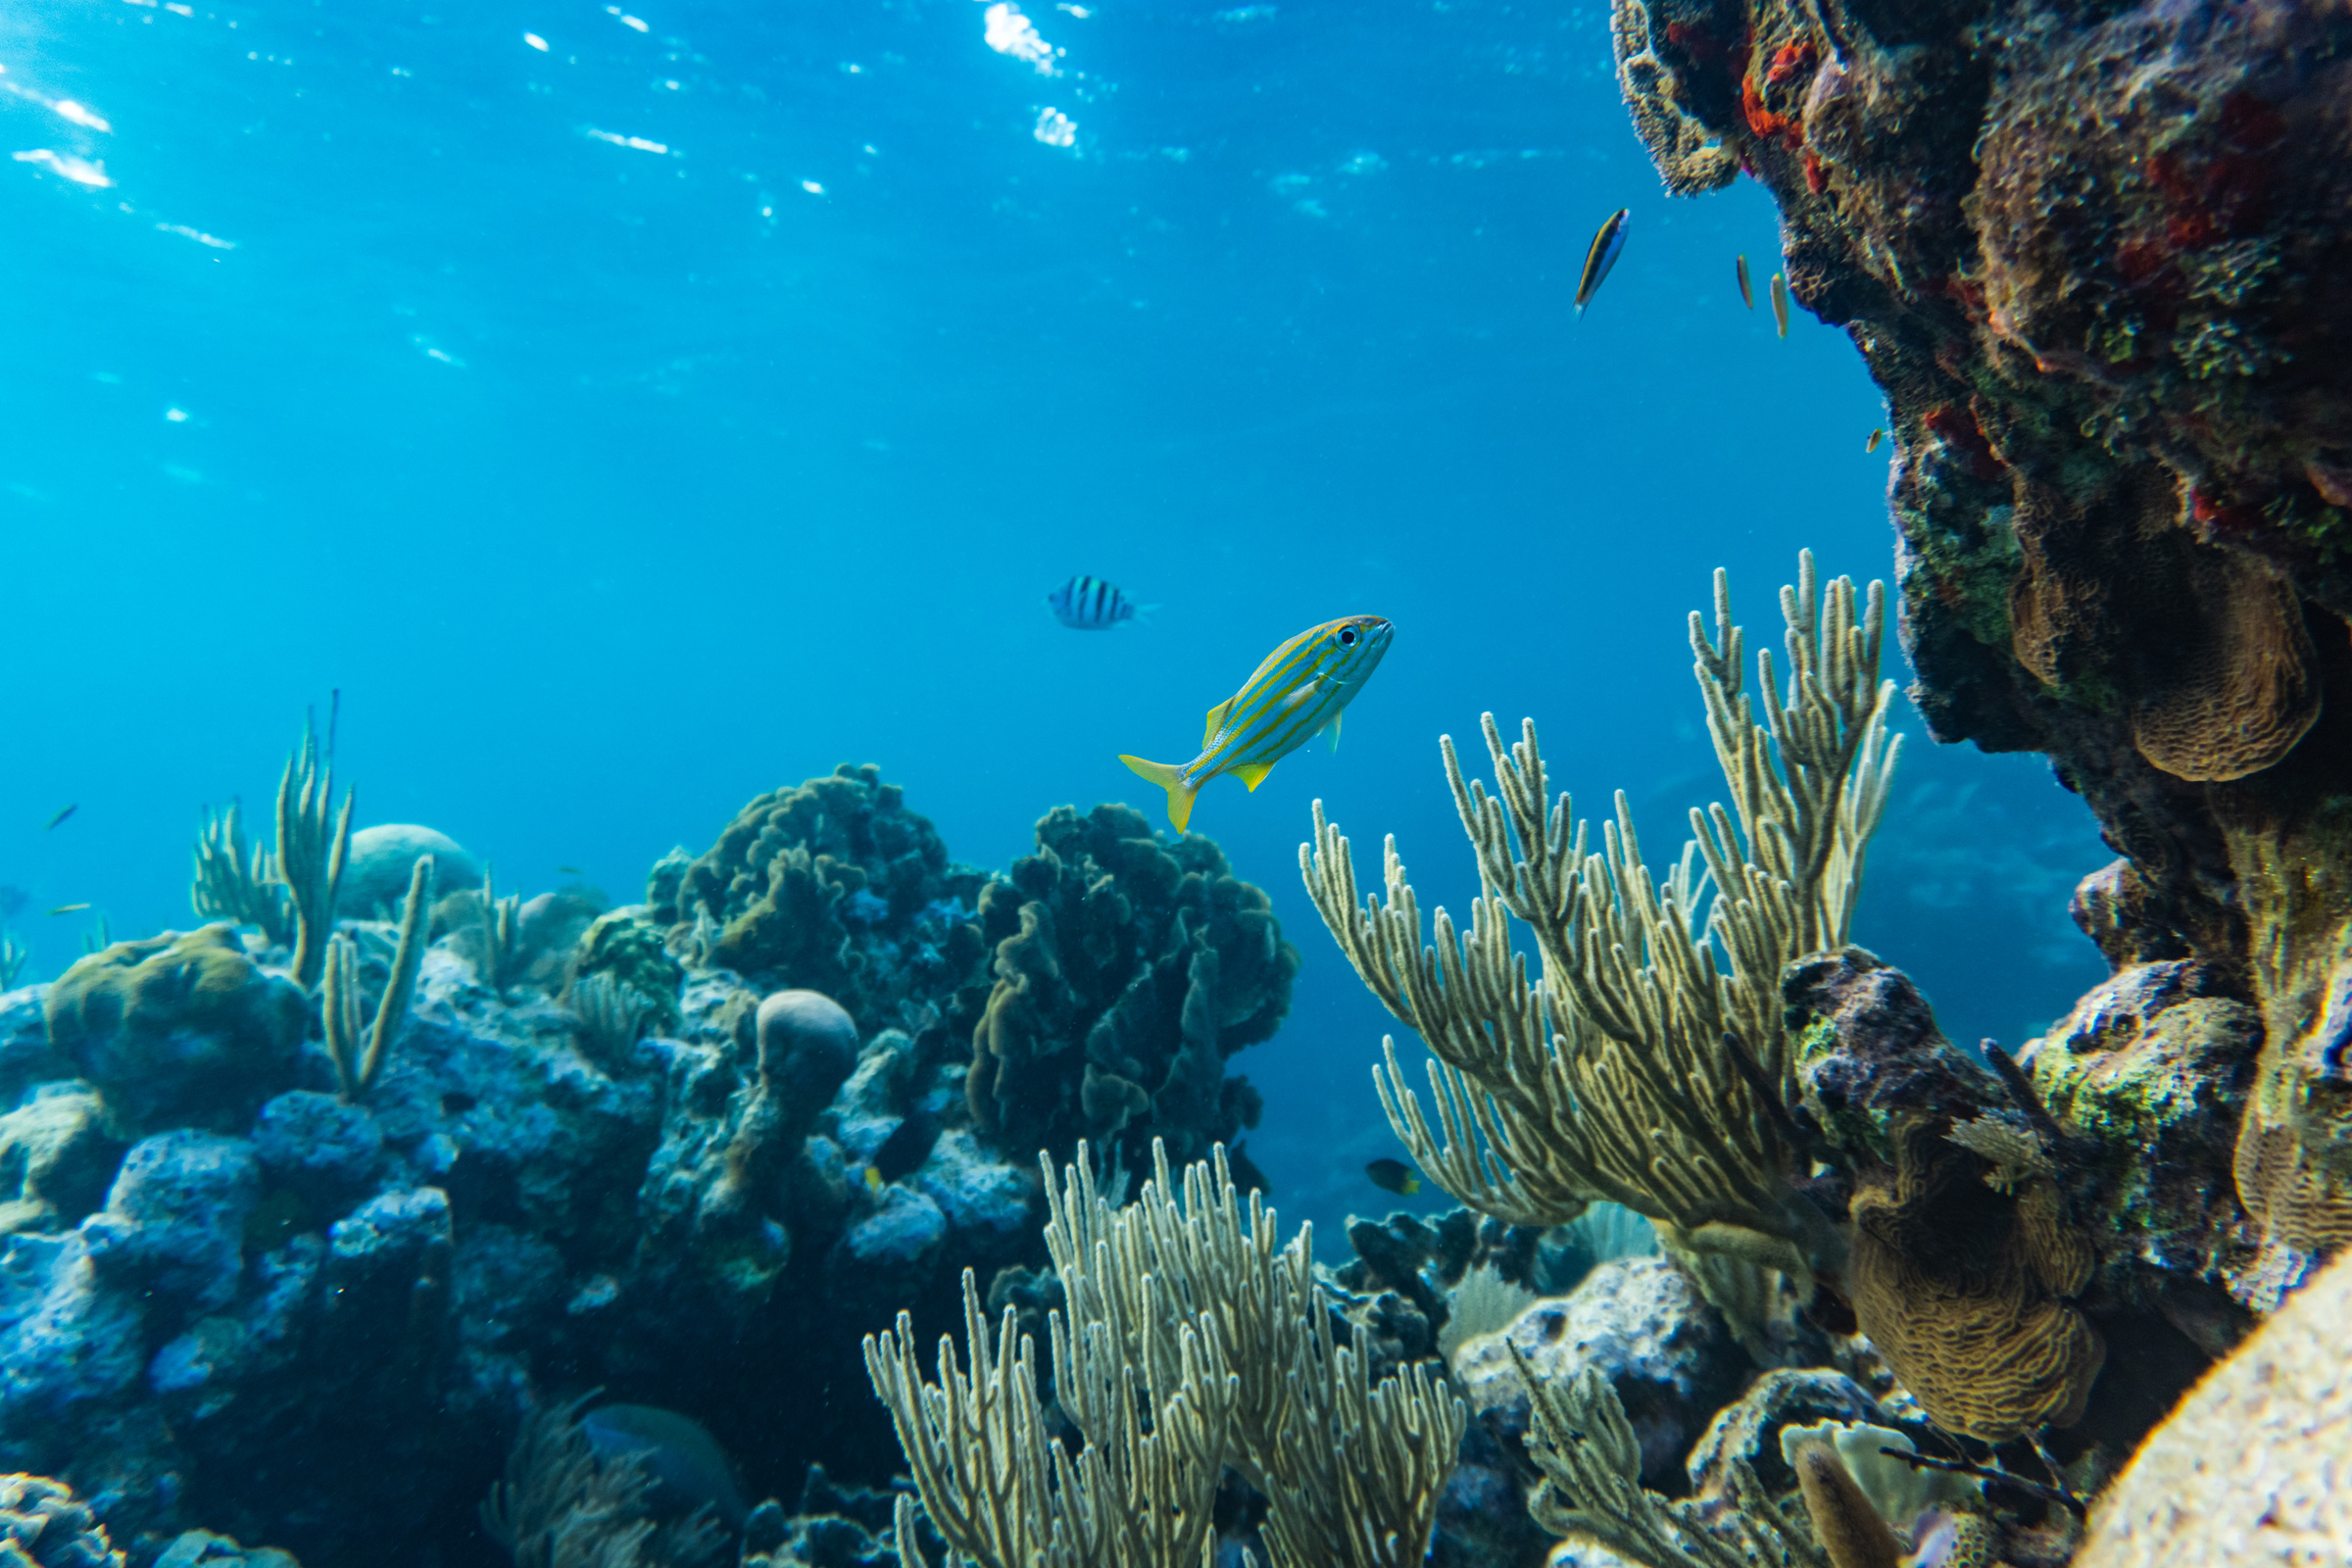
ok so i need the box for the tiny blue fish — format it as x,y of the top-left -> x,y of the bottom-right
1048,574 -> 1149,630
1120,613 -> 1393,832
1576,208 -> 1629,318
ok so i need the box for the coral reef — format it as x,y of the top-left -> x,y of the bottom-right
45,928 -> 309,1140
1606,0 -> 2352,1257
966,803 -> 1297,1173
864,1143 -> 1465,1568
0,1473 -> 127,1568
649,765 -> 988,1041
1307,559 -> 1890,1289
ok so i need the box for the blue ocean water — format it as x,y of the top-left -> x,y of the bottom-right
1,0 -> 2105,1243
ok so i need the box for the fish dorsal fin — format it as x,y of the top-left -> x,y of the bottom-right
1204,698 -> 1238,746
1323,710 -> 1342,752
1233,760 -> 1273,793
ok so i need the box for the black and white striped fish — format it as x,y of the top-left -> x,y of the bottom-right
1046,574 -> 1149,630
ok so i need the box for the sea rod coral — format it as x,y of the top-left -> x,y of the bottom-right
1302,554 -> 1895,1287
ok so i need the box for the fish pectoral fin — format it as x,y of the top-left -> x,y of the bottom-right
1232,761 -> 1273,793
1202,699 -> 1237,747
1323,710 -> 1342,752
1279,678 -> 1320,711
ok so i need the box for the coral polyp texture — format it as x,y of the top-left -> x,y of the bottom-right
1610,0 -> 2352,1257
967,803 -> 1296,1174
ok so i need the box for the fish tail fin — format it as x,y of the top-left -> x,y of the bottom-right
1134,603 -> 1161,625
1119,756 -> 1198,833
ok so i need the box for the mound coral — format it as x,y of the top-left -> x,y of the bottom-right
965,803 -> 1298,1174
45,926 -> 309,1138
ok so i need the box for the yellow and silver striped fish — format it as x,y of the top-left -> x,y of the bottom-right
1120,613 -> 1394,832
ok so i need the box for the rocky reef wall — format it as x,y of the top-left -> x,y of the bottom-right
1611,0 -> 2352,1265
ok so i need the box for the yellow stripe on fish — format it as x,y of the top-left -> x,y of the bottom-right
1120,613 -> 1393,832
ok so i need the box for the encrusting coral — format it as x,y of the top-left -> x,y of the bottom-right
967,804 -> 1297,1174
1302,554 -> 1893,1287
0,1472 -> 128,1568
863,1142 -> 1465,1568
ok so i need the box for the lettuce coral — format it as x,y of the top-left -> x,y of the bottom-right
965,803 -> 1297,1173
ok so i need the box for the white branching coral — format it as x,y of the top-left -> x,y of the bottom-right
1301,554 -> 1897,1284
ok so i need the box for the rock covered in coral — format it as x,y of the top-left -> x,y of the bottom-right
0,1472 -> 126,1567
1682,1367 -> 1889,1504
1607,0 -> 2352,1261
2022,958 -> 2264,1326
650,765 -> 989,1040
1449,1258 -> 1744,1491
1787,948 -> 2107,1444
44,929 -> 308,1139
965,803 -> 1296,1171
0,1088 -> 123,1238
151,1531 -> 299,1568
2075,1245 -> 2352,1567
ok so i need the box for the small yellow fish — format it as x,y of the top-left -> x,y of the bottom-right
1574,208 -> 1630,318
49,903 -> 90,915
1866,427 -> 1886,454
1365,1158 -> 1422,1197
1735,254 -> 1753,310
44,805 -> 76,831
862,1165 -> 885,1194
1771,271 -> 1790,339
1120,614 -> 1395,833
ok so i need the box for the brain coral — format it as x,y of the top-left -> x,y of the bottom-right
651,764 -> 990,1039
966,803 -> 1297,1173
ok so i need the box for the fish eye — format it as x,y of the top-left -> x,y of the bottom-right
1339,628 -> 1357,646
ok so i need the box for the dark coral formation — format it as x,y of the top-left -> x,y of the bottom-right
649,765 -> 989,1041
1787,950 -> 2105,1444
964,804 -> 1297,1174
1611,0 -> 2352,1258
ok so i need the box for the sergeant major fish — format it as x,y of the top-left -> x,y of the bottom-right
1048,574 -> 1150,630
1119,613 -> 1393,833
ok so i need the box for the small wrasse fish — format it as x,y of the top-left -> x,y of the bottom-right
1735,254 -> 1753,310
557,864 -> 586,876
1120,613 -> 1393,833
1364,1157 -> 1421,1197
44,805 -> 76,831
1866,427 -> 1885,453
49,903 -> 90,916
1771,271 -> 1790,338
1575,208 -> 1629,318
1048,574 -> 1149,630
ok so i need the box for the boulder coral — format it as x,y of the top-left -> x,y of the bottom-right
965,803 -> 1297,1174
1608,0 -> 2352,1258
45,928 -> 309,1140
